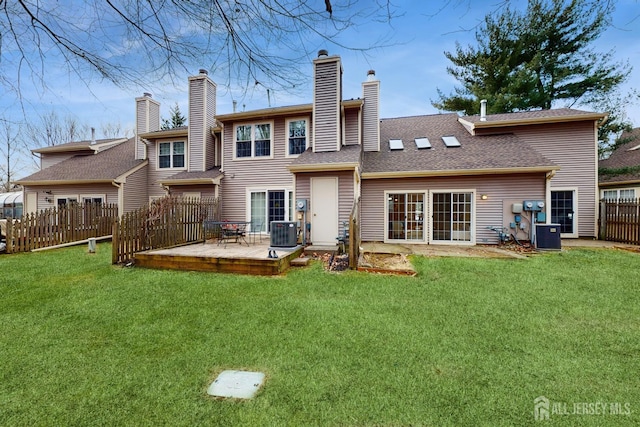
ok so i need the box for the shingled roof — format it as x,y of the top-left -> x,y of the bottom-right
460,108 -> 606,125
160,167 -> 224,186
288,144 -> 361,172
17,138 -> 146,184
599,127 -> 640,185
32,137 -> 127,154
362,113 -> 557,176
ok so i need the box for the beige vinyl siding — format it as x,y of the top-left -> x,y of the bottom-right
343,108 -> 360,146
313,59 -> 341,152
205,79 -> 217,170
136,96 -> 160,160
121,166 -> 148,214
188,76 -> 216,172
360,173 -> 546,244
149,103 -> 160,133
136,99 -> 147,160
41,153 -> 78,169
221,117 -> 295,221
510,121 -> 598,237
147,137 -> 185,200
33,184 -> 119,211
188,77 -> 205,171
362,81 -> 380,152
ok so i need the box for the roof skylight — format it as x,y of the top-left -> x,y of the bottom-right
442,136 -> 461,147
389,139 -> 404,150
415,137 -> 431,149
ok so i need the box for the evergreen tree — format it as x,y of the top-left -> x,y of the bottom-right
161,104 -> 187,130
433,0 -> 632,146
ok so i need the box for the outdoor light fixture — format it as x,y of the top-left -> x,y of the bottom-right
44,197 -> 53,203
481,194 -> 488,200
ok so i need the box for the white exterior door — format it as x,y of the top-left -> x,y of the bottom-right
311,177 -> 338,245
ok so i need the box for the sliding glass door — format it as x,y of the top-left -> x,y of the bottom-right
432,192 -> 473,243
387,192 -> 425,241
249,189 -> 292,233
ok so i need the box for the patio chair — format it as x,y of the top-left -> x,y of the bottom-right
220,222 -> 249,247
250,219 -> 264,244
336,221 -> 349,253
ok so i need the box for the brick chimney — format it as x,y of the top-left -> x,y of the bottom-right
362,69 -> 380,152
188,68 -> 217,171
312,50 -> 342,152
135,92 -> 160,160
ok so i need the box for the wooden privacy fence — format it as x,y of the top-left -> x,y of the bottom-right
112,196 -> 219,264
599,198 -> 640,245
5,203 -> 118,253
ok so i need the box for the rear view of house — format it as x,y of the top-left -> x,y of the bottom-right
16,50 -> 606,248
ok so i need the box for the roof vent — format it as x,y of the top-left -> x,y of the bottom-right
90,127 -> 96,145
199,68 -> 208,75
318,49 -> 329,58
480,99 -> 487,122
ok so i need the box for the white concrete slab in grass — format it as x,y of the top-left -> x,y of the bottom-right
207,370 -> 265,399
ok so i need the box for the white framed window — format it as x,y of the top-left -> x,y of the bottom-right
286,118 -> 309,157
82,195 -> 105,205
158,141 -> 186,169
602,189 -> 636,201
234,122 -> 273,159
247,188 -> 294,233
81,195 -> 106,223
55,195 -> 79,207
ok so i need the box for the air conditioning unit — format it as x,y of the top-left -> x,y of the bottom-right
536,224 -> 561,250
270,221 -> 298,247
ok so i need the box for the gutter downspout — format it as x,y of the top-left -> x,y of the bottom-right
111,181 -> 124,217
545,170 -> 556,226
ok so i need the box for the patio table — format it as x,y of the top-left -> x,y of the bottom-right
203,220 -> 250,247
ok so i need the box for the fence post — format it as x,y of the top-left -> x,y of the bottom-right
112,218 -> 119,264
6,219 -> 13,253
599,201 -> 607,241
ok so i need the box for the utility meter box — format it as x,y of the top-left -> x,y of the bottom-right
523,200 -> 545,211
295,199 -> 307,212
511,203 -> 523,214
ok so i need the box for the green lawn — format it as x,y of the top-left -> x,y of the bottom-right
1,243 -> 638,426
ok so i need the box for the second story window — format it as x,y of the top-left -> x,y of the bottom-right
158,141 -> 185,169
235,123 -> 272,159
287,119 -> 308,156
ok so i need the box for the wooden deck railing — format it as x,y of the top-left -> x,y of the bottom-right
112,196 -> 219,264
5,203 -> 118,253
599,198 -> 640,245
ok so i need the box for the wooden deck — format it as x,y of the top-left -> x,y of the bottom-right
133,240 -> 305,275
